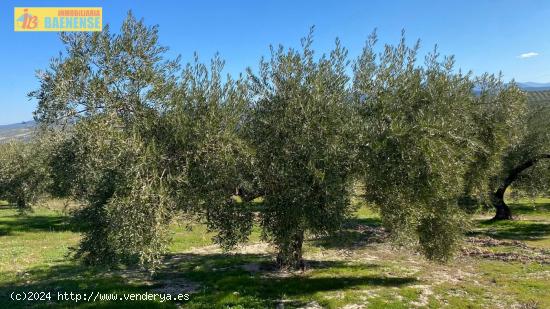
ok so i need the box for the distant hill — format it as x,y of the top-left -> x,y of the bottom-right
0,120 -> 35,143
517,82 -> 550,92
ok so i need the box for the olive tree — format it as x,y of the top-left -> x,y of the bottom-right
510,157 -> 550,201
489,92 -> 550,219
353,32 -> 481,261
32,12 -> 254,268
243,31 -> 357,269
461,75 -> 527,215
159,54 -> 255,249
30,12 -> 179,267
0,140 -> 51,211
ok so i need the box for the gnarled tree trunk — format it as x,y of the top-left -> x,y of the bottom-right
276,230 -> 305,270
491,153 -> 550,220
491,188 -> 512,220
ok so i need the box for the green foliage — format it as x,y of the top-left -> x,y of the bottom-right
416,207 -> 464,260
30,12 -> 179,128
30,12 -> 178,267
28,12 -> 542,267
244,30 -> 357,268
353,31 -> 477,261
512,160 -> 550,199
501,93 -> 550,198
161,54 -> 255,249
67,119 -> 173,267
463,75 -> 527,205
0,140 -> 51,211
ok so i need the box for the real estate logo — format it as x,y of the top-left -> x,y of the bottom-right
14,7 -> 102,32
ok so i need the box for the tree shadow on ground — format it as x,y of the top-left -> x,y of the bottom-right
0,208 -> 77,237
0,262 -> 176,308
162,252 -> 416,308
470,220 -> 550,242
0,252 -> 416,308
470,203 -> 550,242
467,201 -> 550,242
310,217 -> 386,249
508,202 -> 550,215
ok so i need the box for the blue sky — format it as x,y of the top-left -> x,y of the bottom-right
0,0 -> 549,124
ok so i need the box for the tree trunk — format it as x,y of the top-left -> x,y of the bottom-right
276,230 -> 305,270
491,153 -> 550,220
16,197 -> 28,211
491,190 -> 512,220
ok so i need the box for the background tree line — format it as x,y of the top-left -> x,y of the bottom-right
1,13 -> 548,270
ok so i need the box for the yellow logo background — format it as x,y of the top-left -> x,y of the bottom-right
14,7 -> 102,32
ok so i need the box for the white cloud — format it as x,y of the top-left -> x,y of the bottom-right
518,52 -> 539,59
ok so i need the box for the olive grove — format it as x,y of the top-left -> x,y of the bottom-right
2,14 -> 537,269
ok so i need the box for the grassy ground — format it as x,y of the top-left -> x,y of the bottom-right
0,198 -> 549,308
